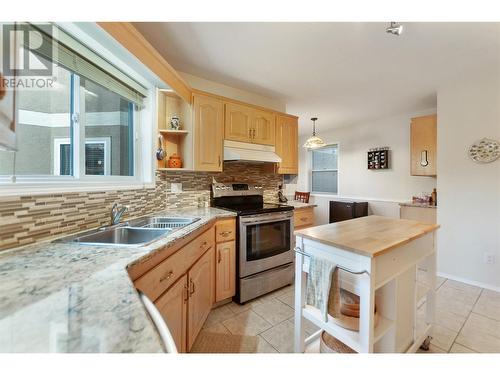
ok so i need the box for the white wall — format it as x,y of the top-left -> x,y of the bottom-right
291,110 -> 438,225
437,70 -> 500,290
178,71 -> 287,112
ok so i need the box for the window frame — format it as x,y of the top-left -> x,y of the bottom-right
309,143 -> 340,196
0,23 -> 157,196
54,137 -> 111,176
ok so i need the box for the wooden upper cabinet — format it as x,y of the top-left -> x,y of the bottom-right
154,274 -> 188,353
224,102 -> 276,145
224,102 -> 253,143
275,115 -> 298,174
251,109 -> 276,145
410,114 -> 437,176
193,94 -> 223,172
187,247 -> 214,351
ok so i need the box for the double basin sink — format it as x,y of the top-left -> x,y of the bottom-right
57,216 -> 200,246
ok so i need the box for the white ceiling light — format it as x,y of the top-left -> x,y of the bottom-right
303,117 -> 326,149
386,22 -> 404,36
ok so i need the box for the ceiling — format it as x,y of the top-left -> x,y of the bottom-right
133,22 -> 500,134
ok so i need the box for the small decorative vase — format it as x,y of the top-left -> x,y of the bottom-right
167,153 -> 182,168
169,116 -> 181,130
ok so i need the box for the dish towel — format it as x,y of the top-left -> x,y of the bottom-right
305,257 -> 341,322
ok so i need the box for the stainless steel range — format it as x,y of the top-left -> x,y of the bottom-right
212,181 -> 294,303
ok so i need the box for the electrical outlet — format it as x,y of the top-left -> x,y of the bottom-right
483,253 -> 496,265
170,183 -> 183,193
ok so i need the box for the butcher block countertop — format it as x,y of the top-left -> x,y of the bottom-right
294,215 -> 440,258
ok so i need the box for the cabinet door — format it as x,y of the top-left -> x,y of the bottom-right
275,115 -> 298,174
225,102 -> 253,143
154,274 -> 188,353
215,242 -> 236,302
194,94 -> 223,171
187,247 -> 214,351
252,109 -> 276,145
410,115 -> 437,176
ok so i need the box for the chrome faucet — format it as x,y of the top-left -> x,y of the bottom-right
110,203 -> 128,225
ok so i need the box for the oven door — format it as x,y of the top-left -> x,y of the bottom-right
239,211 -> 294,278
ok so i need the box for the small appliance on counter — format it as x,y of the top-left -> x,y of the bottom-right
212,180 -> 294,304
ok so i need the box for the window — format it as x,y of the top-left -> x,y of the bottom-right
0,23 -> 147,186
311,144 -> 338,194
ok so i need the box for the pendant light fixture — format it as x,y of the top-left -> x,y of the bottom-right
303,117 -> 326,149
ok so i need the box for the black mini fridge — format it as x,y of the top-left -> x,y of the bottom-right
329,201 -> 368,223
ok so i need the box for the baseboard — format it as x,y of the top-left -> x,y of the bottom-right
437,272 -> 500,292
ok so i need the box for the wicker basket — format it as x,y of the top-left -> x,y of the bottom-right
319,331 -> 357,353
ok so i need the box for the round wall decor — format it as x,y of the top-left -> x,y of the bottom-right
468,138 -> 500,163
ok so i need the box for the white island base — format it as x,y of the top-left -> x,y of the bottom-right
294,215 -> 440,353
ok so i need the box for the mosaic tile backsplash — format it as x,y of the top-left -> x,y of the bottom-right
0,163 -> 283,250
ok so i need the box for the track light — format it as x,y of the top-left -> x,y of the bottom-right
386,22 -> 403,36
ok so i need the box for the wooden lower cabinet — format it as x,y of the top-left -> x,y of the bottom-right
400,205 -> 437,224
187,247 -> 215,351
294,207 -> 315,229
155,274 -> 188,353
215,242 -> 236,302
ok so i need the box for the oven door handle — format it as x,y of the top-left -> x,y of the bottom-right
239,213 -> 293,225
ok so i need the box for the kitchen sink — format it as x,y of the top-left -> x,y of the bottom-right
55,216 -> 200,246
70,227 -> 171,246
128,216 -> 200,229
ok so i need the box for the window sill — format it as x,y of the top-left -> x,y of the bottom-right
0,180 -> 156,197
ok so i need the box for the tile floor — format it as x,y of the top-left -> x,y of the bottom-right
199,275 -> 500,353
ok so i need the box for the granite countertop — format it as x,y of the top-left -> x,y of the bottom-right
399,202 -> 437,209
0,207 -> 235,353
281,200 -> 317,210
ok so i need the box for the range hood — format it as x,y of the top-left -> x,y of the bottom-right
224,140 -> 282,163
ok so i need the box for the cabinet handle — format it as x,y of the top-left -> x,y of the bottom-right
218,250 -> 222,263
159,270 -> 174,282
420,150 -> 429,167
183,284 -> 189,302
200,241 -> 208,249
189,278 -> 195,296
219,230 -> 232,237
249,129 -> 252,138
218,155 -> 221,167
252,129 -> 256,138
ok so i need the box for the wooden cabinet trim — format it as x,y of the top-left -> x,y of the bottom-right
192,88 -> 297,119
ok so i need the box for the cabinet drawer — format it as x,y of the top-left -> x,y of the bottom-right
135,226 -> 215,301
294,208 -> 314,228
216,218 -> 236,243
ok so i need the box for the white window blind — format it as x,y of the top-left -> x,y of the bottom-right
25,23 -> 147,106
311,144 -> 338,194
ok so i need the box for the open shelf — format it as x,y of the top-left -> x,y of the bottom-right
159,129 -> 189,135
302,305 -> 394,353
156,89 -> 193,170
157,167 -> 195,172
